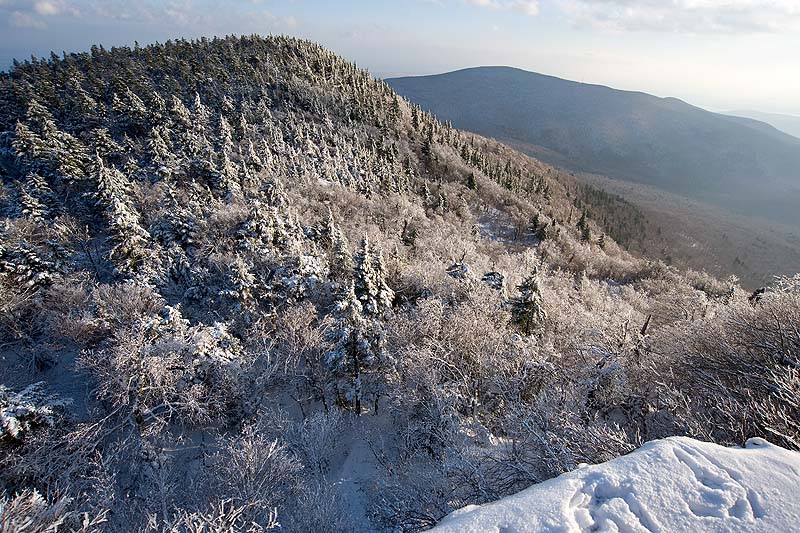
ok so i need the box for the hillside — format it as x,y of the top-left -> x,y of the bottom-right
0,37 -> 798,532
728,110 -> 800,140
386,67 -> 800,227
567,171 -> 800,289
432,437 -> 800,532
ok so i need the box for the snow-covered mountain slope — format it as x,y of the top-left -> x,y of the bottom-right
430,437 -> 800,532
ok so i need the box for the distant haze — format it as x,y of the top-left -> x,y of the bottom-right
388,66 -> 800,227
726,111 -> 800,140
1,0 -> 799,116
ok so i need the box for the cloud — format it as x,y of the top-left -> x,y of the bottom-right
465,0 -> 540,16
558,0 -> 800,33
2,0 -> 76,28
1,0 -> 295,34
33,1 -> 61,15
0,0 -> 79,30
10,10 -> 45,28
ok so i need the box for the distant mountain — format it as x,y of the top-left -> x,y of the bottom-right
387,67 -> 800,226
727,110 -> 800,140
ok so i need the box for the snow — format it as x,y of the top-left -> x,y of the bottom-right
430,437 -> 800,533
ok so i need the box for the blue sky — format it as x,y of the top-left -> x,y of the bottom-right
2,0 -> 799,114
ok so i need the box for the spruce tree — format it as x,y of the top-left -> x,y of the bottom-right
17,182 -> 47,221
512,268 -> 547,335
467,172 -> 477,190
353,236 -> 394,317
577,209 -> 591,242
326,280 -> 368,413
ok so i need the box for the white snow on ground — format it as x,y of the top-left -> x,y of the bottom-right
430,437 -> 800,533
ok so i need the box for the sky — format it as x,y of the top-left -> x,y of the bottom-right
1,0 -> 799,115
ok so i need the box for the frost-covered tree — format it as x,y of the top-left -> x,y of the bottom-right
577,209 -> 591,243
91,127 -> 123,159
112,88 -> 150,133
326,281 -> 377,414
16,181 -> 47,221
148,125 -> 178,178
511,268 -> 547,335
331,227 -> 352,282
1,382 -> 69,442
353,236 -> 394,317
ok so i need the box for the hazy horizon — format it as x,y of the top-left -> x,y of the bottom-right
1,0 -> 799,116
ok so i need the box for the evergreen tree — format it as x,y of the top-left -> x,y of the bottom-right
577,209 -> 591,242
169,95 -> 193,133
353,236 -> 394,317
24,173 -> 56,214
326,280 -> 368,413
92,127 -> 123,159
512,268 -> 547,335
218,116 -> 234,153
148,125 -> 177,177
331,228 -> 352,281
467,172 -> 477,191
112,88 -> 150,133
17,182 -> 47,221
421,125 -> 434,162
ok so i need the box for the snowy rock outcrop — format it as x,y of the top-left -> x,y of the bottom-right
430,437 -> 800,533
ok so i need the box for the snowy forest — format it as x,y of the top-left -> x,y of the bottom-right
0,35 -> 798,531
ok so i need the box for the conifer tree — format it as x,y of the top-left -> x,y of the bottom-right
331,228 -> 352,281
577,209 -> 591,242
112,88 -> 150,133
218,116 -> 234,153
217,151 -> 239,197
169,95 -> 193,133
24,173 -> 56,214
12,121 -> 43,163
245,139 -> 263,171
326,280 -> 368,413
92,128 -> 122,159
148,125 -> 177,177
353,236 -> 394,317
467,172 -> 477,190
512,268 -> 547,335
17,182 -> 47,221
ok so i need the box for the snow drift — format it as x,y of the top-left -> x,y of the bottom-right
430,437 -> 800,532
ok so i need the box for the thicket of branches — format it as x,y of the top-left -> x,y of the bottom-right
0,35 -> 796,531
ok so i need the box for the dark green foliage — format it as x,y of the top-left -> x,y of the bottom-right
511,268 -> 547,335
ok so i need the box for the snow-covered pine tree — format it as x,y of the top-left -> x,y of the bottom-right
112,88 -> 150,134
91,127 -> 123,159
512,268 -> 547,335
245,139 -> 264,172
93,153 -> 129,207
577,209 -> 591,243
217,151 -> 239,198
322,210 -> 352,281
16,181 -> 47,221
22,173 -> 56,216
353,235 -> 394,317
148,125 -> 178,178
331,229 -> 352,282
169,95 -> 193,134
218,116 -> 234,154
326,280 -> 369,413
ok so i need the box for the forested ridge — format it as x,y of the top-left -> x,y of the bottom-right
0,35 -> 798,531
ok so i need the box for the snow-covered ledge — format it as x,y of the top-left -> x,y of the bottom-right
430,437 -> 800,532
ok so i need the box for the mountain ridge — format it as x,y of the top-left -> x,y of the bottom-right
387,66 -> 800,227
727,109 -> 800,140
